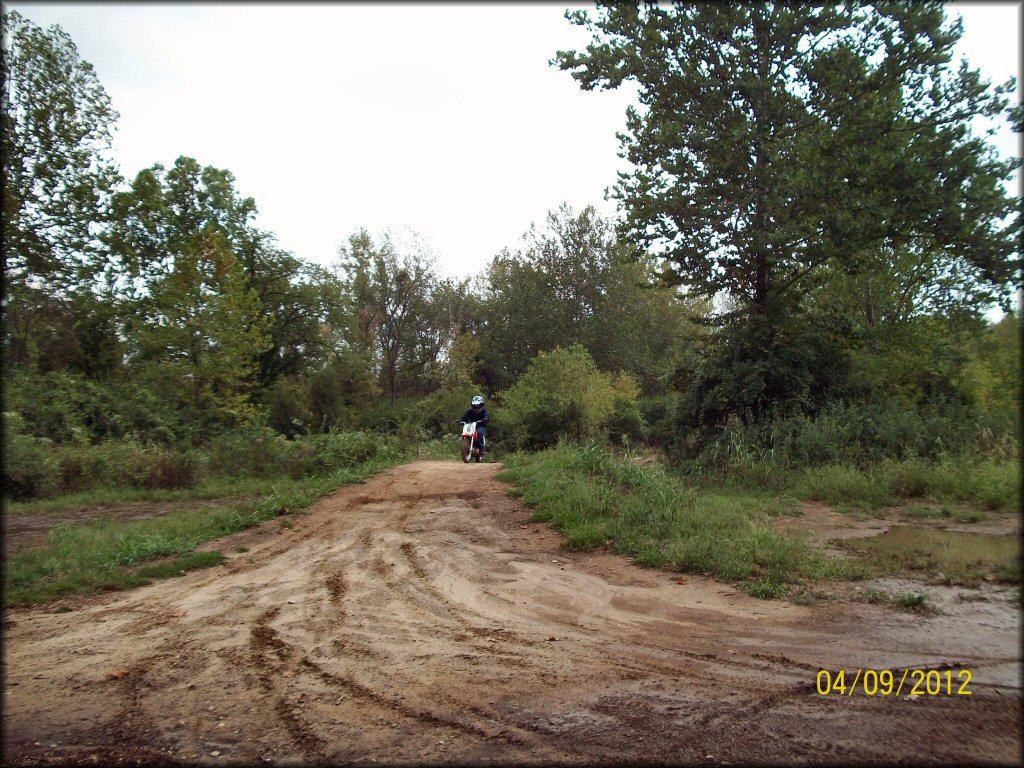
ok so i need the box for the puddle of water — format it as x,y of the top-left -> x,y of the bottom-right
838,526 -> 1021,585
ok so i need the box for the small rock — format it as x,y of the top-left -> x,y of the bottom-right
211,750 -> 221,757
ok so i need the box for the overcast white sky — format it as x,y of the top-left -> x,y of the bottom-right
5,1 -> 1022,282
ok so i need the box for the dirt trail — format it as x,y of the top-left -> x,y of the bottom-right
3,460 -> 1020,765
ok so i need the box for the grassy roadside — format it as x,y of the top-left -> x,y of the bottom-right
4,440 -> 451,607
688,451 -> 1019,515
4,476 -> 309,516
499,444 -> 864,598
499,444 -> 1021,600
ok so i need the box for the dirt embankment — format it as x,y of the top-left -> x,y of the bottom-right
2,460 -> 1020,765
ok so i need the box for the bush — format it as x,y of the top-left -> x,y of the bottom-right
3,418 -> 201,501
204,426 -> 306,479
677,400 -> 1019,473
263,376 -> 313,439
3,414 -> 60,500
500,345 -> 640,451
606,393 -> 647,447
673,315 -> 852,438
5,370 -> 184,445
303,430 -> 399,475
638,395 -> 677,447
414,383 -> 480,439
54,441 -> 200,494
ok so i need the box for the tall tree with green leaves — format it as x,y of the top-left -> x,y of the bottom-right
555,2 -> 1021,419
234,229 -> 347,387
479,204 -> 696,393
2,10 -> 122,370
105,157 -> 270,435
336,230 -> 440,404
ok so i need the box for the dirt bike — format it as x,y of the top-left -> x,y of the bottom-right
460,421 -> 484,463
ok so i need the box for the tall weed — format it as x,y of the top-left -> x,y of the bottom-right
4,424 -> 405,503
685,401 -> 1018,474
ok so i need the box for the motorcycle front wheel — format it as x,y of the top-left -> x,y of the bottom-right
461,438 -> 472,463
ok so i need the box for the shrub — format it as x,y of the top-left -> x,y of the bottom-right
263,376 -> 313,439
303,430 -> 398,475
52,441 -> 200,494
414,382 -> 480,439
676,399 -> 1019,475
2,413 -> 60,500
638,395 -> 677,447
606,392 -> 647,446
204,426 -> 301,478
500,345 -> 640,451
5,370 -> 184,445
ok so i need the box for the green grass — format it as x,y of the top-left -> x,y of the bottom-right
135,551 -> 226,579
499,444 -> 863,598
3,452 -> 409,607
4,475 -> 312,516
787,456 -> 1019,512
500,444 -> 1019,601
892,590 -> 932,613
849,587 -> 935,612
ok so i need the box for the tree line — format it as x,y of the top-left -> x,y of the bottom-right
2,5 -> 1020,471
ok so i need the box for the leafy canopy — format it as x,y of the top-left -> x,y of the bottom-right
554,2 -> 1022,319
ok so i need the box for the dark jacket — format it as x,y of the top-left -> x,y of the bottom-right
459,407 -> 489,428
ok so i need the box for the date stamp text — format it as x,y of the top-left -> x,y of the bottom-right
816,668 -> 972,697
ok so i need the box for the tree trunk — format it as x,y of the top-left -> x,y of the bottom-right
751,8 -> 772,318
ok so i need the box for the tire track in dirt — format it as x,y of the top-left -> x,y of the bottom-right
3,459 -> 1020,765
247,607 -> 328,760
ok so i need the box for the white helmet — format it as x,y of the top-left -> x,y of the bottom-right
471,395 -> 485,408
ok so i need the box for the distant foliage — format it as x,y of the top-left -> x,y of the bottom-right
6,370 -> 184,445
673,400 -> 1019,477
2,413 -> 198,500
477,204 -> 699,394
2,9 -> 1020,485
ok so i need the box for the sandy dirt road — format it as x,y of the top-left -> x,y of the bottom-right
3,460 -> 1020,765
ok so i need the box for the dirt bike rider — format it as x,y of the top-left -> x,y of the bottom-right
458,395 -> 490,457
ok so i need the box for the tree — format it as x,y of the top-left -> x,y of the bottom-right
336,230 -> 441,404
235,230 -> 346,387
2,10 -> 122,370
555,2 -> 1021,419
105,158 -> 270,435
479,203 -> 696,393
